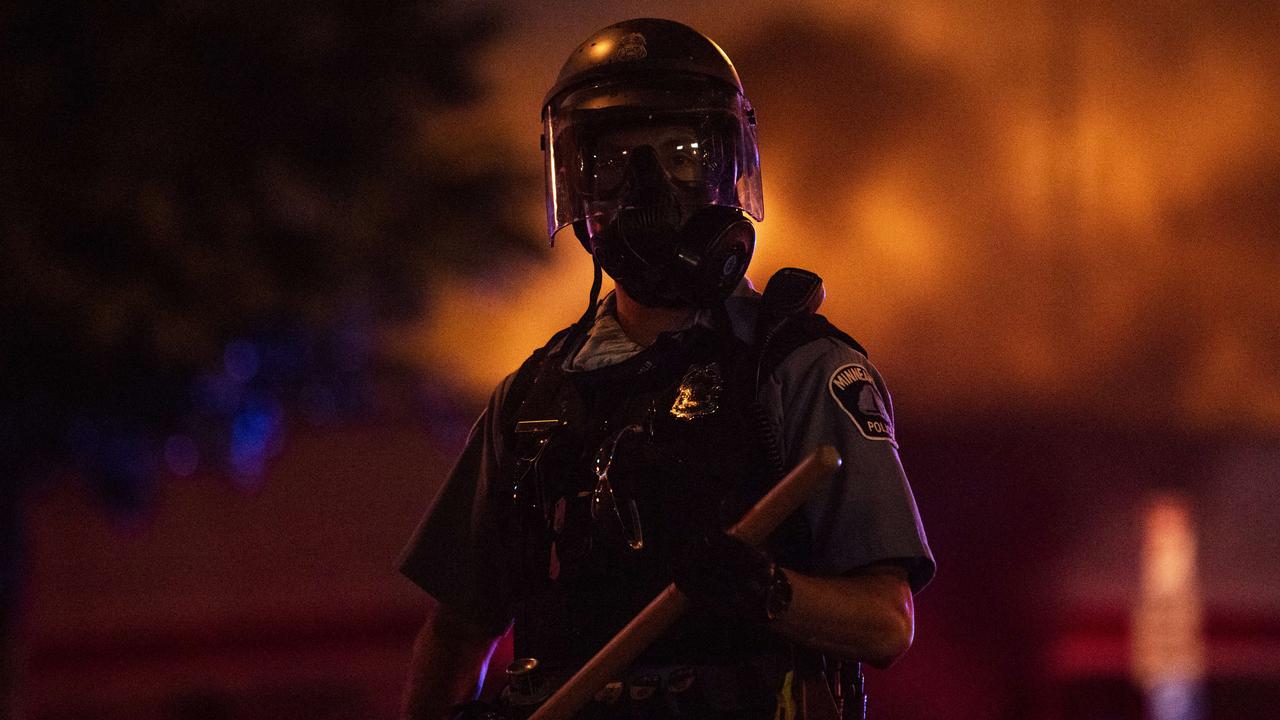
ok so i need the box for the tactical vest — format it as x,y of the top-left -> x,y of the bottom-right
492,269 -> 867,698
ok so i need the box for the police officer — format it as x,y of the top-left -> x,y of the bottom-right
399,18 -> 934,720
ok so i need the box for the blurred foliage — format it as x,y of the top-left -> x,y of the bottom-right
0,1 -> 537,507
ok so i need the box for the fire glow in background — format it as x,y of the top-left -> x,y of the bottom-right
13,2 -> 1280,719
410,0 -> 1280,433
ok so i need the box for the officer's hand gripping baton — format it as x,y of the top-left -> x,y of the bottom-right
527,445 -> 842,720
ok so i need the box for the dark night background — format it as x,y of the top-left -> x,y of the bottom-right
3,1 -> 1279,719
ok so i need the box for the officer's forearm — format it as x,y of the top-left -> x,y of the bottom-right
402,604 -> 502,720
770,565 -> 914,669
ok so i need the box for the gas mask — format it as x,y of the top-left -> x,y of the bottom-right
584,142 -> 755,308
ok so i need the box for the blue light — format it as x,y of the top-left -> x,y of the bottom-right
229,397 -> 283,490
1149,682 -> 1205,720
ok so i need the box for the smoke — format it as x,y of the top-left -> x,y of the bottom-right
404,2 -> 1280,436
736,4 -> 1280,434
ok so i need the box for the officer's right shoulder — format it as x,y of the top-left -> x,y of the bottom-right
489,369 -> 520,416
494,323 -> 582,421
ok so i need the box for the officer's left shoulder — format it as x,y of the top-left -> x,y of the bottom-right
773,332 -> 899,448
773,332 -> 885,390
762,309 -> 877,384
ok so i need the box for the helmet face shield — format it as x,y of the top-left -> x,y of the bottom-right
544,78 -> 762,240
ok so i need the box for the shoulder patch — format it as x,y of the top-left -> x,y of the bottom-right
828,363 -> 897,447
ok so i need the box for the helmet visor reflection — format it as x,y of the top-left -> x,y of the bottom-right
574,115 -> 734,203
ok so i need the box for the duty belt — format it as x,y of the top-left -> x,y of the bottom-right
499,656 -> 794,720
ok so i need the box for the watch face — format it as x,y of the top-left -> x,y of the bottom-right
765,567 -> 792,621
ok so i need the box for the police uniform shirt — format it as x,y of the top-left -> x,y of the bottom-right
400,282 -> 935,636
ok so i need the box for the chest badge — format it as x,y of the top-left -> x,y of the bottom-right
669,362 -> 723,420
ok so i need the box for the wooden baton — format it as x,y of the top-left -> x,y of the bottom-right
527,445 -> 842,720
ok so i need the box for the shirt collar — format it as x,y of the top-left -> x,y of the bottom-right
564,278 -> 757,373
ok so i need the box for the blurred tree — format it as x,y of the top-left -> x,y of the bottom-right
0,0 -> 537,705
0,0 -> 537,498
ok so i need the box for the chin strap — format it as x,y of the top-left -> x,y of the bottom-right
574,255 -> 604,334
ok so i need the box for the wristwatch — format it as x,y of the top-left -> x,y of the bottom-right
765,564 -> 793,621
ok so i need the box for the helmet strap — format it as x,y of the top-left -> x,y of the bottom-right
575,254 -> 604,334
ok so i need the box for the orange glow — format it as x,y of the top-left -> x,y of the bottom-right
402,3 -> 1280,436
406,249 -> 606,394
1132,494 -> 1205,688
590,39 -> 615,60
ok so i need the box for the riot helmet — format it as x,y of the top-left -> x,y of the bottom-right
542,19 -> 763,308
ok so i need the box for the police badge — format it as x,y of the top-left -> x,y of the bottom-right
669,362 -> 723,420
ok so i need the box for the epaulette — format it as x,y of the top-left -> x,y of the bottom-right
751,268 -> 866,395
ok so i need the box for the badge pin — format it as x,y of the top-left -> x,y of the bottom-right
669,362 -> 723,420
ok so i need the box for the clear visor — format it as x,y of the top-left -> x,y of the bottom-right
543,78 -> 763,240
